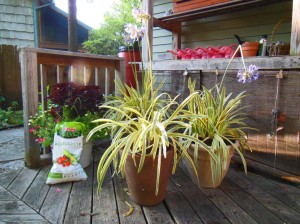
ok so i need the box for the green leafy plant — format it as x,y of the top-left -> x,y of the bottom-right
29,82 -> 108,147
87,8 -> 212,197
185,45 -> 259,185
83,0 -> 141,55
0,100 -> 23,128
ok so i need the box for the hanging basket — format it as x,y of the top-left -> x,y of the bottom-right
267,17 -> 291,56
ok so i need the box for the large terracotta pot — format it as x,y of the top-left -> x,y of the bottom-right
124,149 -> 174,206
186,142 -> 237,188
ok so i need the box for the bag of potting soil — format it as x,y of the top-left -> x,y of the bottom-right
46,122 -> 87,184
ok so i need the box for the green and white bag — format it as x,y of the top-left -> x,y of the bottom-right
46,122 -> 87,184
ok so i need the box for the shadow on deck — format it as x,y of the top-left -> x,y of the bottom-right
0,140 -> 300,224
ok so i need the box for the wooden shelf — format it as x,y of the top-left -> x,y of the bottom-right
151,56 -> 300,71
154,0 -> 284,31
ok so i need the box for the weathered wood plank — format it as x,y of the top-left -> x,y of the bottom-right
92,151 -> 118,223
113,174 -> 146,223
290,0 -> 300,55
233,154 -> 300,184
180,162 -> 257,224
0,185 -> 15,201
20,49 -> 40,168
64,160 -> 93,224
245,171 -> 300,214
22,165 -> 51,211
171,167 -> 230,224
198,183 -> 257,224
7,167 -> 40,199
0,164 -> 23,188
0,214 -> 49,223
142,202 -> 174,224
227,168 -> 300,223
220,177 -> 283,223
151,56 -> 300,70
165,180 -> 203,224
0,200 -> 36,213
40,182 -> 72,224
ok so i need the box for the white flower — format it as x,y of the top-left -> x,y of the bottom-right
124,23 -> 146,41
132,8 -> 150,23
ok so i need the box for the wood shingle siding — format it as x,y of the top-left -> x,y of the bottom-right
0,0 -> 34,47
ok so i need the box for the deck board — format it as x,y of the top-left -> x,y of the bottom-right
64,160 -> 93,224
220,178 -> 283,223
245,171 -> 300,213
40,182 -> 72,223
22,165 -> 51,211
171,168 -> 230,224
7,167 -> 40,199
0,150 -> 299,224
165,180 -> 203,223
227,168 -> 300,223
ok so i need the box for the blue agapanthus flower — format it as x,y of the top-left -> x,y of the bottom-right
237,64 -> 259,83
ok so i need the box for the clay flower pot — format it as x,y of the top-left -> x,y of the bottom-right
242,42 -> 259,57
124,149 -> 174,206
185,142 -> 238,188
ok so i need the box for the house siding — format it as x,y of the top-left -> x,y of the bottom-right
153,0 -> 292,60
0,0 -> 34,47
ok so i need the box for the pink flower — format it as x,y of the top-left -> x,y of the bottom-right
35,138 -> 45,143
55,118 -> 60,123
55,188 -> 62,193
36,125 -> 40,129
29,128 -> 35,133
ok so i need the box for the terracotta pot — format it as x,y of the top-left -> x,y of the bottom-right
186,142 -> 237,188
124,149 -> 174,206
242,42 -> 259,57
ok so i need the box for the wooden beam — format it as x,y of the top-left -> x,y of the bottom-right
68,0 -> 78,52
142,0 -> 153,64
290,0 -> 300,56
172,22 -> 182,59
20,50 -> 40,168
151,56 -> 300,70
153,18 -> 174,32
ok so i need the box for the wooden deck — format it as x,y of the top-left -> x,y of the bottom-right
0,147 -> 300,224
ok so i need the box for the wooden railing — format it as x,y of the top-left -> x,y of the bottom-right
19,48 -> 125,168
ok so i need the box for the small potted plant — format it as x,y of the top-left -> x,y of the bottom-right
29,82 -> 109,168
184,45 -> 259,188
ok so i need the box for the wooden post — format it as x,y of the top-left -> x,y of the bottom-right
172,22 -> 182,60
142,0 -> 153,64
40,64 -> 47,111
68,0 -> 78,52
56,65 -> 64,83
290,0 -> 300,56
115,59 -> 126,96
20,49 -> 40,168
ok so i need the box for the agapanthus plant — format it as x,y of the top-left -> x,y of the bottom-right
222,45 -> 260,84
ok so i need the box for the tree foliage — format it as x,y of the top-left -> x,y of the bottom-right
83,0 -> 141,55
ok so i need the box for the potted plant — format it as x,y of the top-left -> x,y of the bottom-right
87,8 -> 211,206
184,45 -> 259,188
29,82 -> 109,168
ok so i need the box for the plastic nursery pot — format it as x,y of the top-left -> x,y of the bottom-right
242,42 -> 259,57
123,149 -> 174,206
118,46 -> 141,89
